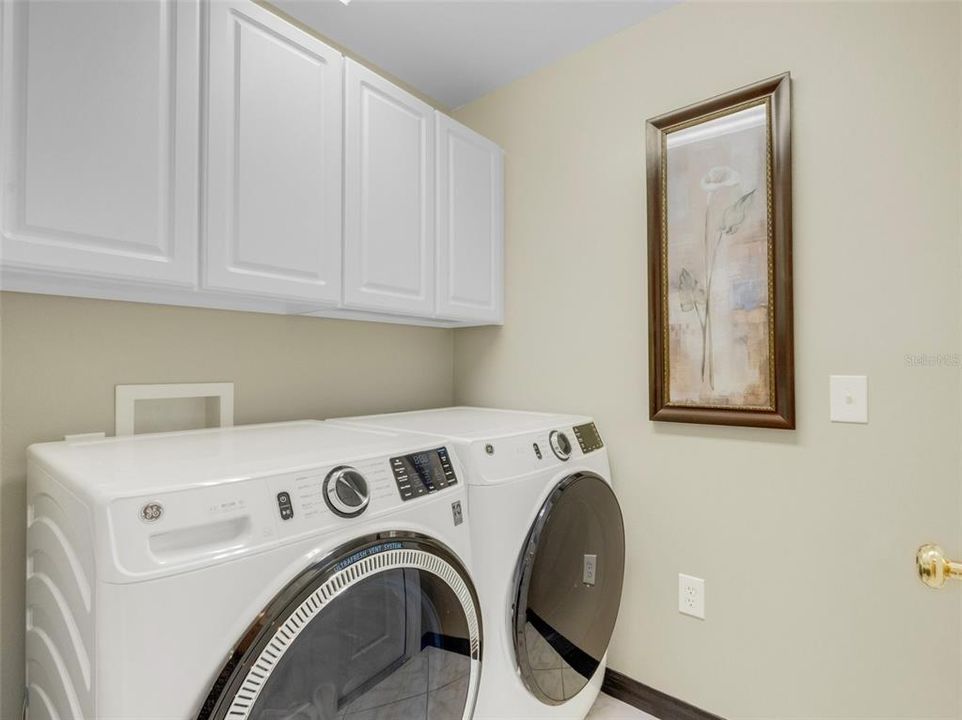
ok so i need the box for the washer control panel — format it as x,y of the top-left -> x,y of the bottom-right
390,447 -> 457,501
573,422 -> 604,454
266,457 -> 396,532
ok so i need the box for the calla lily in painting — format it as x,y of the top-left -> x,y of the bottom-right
720,189 -> 757,235
685,171 -> 757,390
700,165 -> 741,193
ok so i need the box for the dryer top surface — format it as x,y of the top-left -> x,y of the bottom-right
333,406 -> 592,441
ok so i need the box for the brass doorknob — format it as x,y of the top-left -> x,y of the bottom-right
917,544 -> 962,589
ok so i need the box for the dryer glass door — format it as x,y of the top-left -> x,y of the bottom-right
513,472 -> 625,705
199,535 -> 481,720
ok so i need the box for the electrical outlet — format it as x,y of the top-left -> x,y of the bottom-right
678,573 -> 705,619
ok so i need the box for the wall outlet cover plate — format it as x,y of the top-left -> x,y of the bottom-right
679,573 -> 705,620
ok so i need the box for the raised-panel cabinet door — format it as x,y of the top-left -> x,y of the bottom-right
0,0 -> 200,285
435,114 -> 504,324
205,1 -> 342,304
343,60 -> 435,316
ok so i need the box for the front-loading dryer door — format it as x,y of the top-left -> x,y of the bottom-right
513,472 -> 625,705
198,533 -> 482,720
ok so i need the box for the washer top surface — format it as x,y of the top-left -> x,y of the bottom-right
334,406 -> 591,441
29,420 -> 449,497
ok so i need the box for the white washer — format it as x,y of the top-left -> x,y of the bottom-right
25,421 -> 482,720
331,408 -> 625,720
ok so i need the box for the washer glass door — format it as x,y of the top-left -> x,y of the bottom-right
199,535 -> 481,720
513,472 -> 625,705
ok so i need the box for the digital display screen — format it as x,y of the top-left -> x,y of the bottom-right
390,447 -> 457,501
410,451 -> 443,488
573,422 -> 604,454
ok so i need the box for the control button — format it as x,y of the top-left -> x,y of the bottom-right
276,491 -> 294,521
324,467 -> 370,518
533,443 -> 542,460
549,430 -> 572,461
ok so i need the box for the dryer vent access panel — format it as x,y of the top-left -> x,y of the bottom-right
115,383 -> 235,436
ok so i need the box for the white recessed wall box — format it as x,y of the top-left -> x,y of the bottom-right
115,383 -> 235,436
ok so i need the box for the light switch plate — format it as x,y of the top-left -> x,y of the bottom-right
830,375 -> 868,423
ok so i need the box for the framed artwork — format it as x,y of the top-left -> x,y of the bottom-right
646,73 -> 794,429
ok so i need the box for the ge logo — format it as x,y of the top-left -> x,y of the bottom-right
140,502 -> 164,522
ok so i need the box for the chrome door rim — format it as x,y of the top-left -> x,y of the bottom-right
198,532 -> 482,720
511,472 -> 622,706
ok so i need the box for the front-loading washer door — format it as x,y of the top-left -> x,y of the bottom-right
197,533 -> 482,720
513,472 -> 625,705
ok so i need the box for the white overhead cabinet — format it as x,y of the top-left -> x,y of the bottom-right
205,1 -> 342,304
343,60 -> 436,317
340,65 -> 504,324
0,0 -> 504,326
0,0 -> 200,285
435,114 -> 504,324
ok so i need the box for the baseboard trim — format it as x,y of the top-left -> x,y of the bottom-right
602,668 -> 725,720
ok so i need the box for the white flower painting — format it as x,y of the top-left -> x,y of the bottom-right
664,103 -> 772,408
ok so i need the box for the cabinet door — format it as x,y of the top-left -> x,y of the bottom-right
0,0 -> 200,285
436,114 -> 504,324
343,60 -> 435,316
205,1 -> 342,304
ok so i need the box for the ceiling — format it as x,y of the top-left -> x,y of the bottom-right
271,1 -> 676,109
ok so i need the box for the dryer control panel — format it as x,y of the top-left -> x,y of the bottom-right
390,447 -> 457,501
572,422 -> 604,454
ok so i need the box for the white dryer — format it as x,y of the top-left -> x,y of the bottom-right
331,408 -> 625,720
25,421 -> 482,720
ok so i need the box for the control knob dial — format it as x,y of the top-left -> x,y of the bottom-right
549,430 -> 572,461
324,466 -> 370,517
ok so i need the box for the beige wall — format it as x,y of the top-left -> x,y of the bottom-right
0,292 -> 454,718
453,2 -> 962,718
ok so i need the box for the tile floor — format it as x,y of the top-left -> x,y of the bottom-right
253,646 -> 471,720
586,692 -> 658,720
332,648 -> 657,720
337,646 -> 471,719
